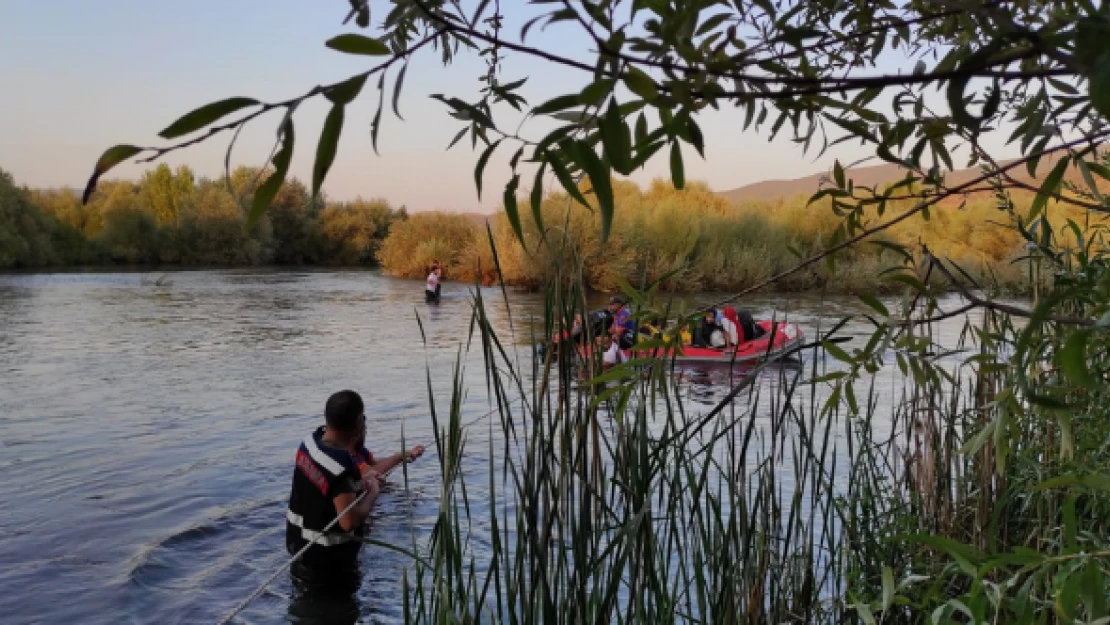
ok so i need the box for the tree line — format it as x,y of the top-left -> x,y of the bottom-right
5,160 -> 1086,297
0,164 -> 406,269
380,177 -> 1085,295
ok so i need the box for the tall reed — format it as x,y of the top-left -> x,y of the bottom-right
393,229 -> 1110,623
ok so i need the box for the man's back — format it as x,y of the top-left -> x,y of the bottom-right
286,427 -> 363,579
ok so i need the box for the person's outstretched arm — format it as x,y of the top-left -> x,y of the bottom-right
369,445 -> 425,477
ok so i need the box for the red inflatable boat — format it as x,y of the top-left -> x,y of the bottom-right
565,320 -> 804,365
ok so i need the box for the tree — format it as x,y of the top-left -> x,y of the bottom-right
81,0 -> 1110,619
320,197 -> 405,264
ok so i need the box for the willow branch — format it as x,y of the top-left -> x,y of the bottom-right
700,130 -> 1110,313
135,29 -> 445,164
925,252 -> 1096,326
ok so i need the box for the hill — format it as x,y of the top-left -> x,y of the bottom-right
716,156 -> 1066,203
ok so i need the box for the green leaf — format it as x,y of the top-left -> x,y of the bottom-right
1087,58 -> 1110,121
533,94 -> 581,116
670,142 -> 685,189
503,174 -> 524,245
601,103 -> 632,175
685,117 -> 705,157
577,141 -> 614,241
634,113 -> 648,145
371,73 -> 386,154
859,294 -> 889,317
823,341 -> 853,363
548,151 -> 590,208
247,119 -> 294,230
326,33 -> 391,56
623,67 -> 658,101
853,601 -> 877,625
895,534 -> 984,577
326,73 -> 370,105
311,102 -> 345,198
580,79 -> 615,106
1059,328 -> 1097,387
833,160 -> 845,188
881,566 -> 895,612
158,97 -> 259,140
530,162 -> 546,233
83,144 -> 143,204
1029,155 -> 1071,221
474,139 -> 500,201
1078,19 -> 1110,117
391,62 -> 409,119
946,42 -> 1003,130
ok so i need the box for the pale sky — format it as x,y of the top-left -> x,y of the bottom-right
1,0 -> 1013,213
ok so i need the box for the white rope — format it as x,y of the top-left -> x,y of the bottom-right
214,394 -> 519,624
214,488 -> 369,625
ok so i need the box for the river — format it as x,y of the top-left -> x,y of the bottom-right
0,269 -> 977,624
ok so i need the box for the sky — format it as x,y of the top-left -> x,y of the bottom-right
0,0 -> 1013,213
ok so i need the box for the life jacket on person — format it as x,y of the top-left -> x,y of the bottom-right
286,427 -> 366,574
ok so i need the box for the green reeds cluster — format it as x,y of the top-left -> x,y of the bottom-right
391,231 -> 1110,623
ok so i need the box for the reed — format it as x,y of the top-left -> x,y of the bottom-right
378,178 -> 1100,296
389,226 -> 1110,623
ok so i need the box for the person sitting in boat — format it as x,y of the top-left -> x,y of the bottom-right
638,315 -> 665,339
425,261 -> 441,304
692,308 -> 727,348
601,333 -> 628,370
286,390 -> 425,594
737,308 -> 763,341
728,307 -> 764,342
607,295 -> 636,350
716,309 -> 739,348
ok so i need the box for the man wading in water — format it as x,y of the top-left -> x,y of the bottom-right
425,260 -> 442,304
286,390 -> 425,597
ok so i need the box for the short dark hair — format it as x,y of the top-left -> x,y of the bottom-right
325,390 -> 364,432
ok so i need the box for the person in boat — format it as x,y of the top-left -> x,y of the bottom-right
638,315 -> 664,339
286,390 -> 425,594
601,333 -> 628,370
425,261 -> 441,304
607,295 -> 636,350
692,308 -> 726,348
739,309 -> 765,341
716,309 -> 739,348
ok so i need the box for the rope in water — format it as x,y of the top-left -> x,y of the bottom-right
214,488 -> 370,625
212,396 -> 517,625
213,385 -> 535,623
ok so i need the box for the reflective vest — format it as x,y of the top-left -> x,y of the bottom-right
285,427 -> 364,572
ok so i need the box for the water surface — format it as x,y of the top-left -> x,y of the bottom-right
0,269 -> 972,624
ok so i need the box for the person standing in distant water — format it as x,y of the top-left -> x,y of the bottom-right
425,260 -> 441,304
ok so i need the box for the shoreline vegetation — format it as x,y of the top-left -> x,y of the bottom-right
2,165 -> 1089,295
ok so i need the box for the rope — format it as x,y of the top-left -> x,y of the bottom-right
216,389 -> 519,624
214,488 -> 370,625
